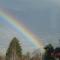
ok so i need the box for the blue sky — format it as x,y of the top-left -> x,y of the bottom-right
0,0 -> 60,54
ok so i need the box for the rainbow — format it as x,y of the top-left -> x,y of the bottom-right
0,10 -> 44,52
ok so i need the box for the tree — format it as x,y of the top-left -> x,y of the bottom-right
0,56 -> 3,60
6,37 -> 22,60
22,52 -> 30,60
54,47 -> 60,60
31,53 -> 41,60
26,52 -> 30,60
43,44 -> 55,60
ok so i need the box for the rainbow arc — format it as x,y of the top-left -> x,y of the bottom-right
0,11 -> 44,52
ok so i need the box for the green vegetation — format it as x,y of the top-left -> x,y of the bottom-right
6,37 -> 22,60
0,37 -> 60,60
43,44 -> 55,60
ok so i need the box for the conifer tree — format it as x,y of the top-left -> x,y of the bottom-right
44,44 -> 55,60
6,37 -> 22,60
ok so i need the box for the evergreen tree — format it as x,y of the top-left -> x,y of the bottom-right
43,44 -> 55,60
6,37 -> 22,60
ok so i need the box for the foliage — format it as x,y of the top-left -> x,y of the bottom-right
43,44 -> 55,60
54,47 -> 60,60
6,37 -> 22,60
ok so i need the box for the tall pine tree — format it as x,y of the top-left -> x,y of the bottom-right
6,37 -> 22,60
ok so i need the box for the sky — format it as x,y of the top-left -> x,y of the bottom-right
0,0 -> 60,54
